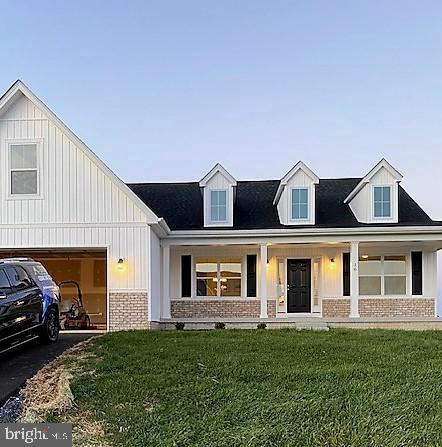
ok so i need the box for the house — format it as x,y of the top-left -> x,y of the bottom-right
0,80 -> 441,331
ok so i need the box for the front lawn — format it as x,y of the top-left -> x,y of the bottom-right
68,329 -> 442,446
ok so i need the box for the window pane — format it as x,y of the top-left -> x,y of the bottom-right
220,278 -> 241,296
382,186 -> 390,202
374,186 -> 382,201
220,260 -> 241,278
359,276 -> 381,295
217,190 -> 226,206
385,276 -> 406,295
0,269 -> 10,292
384,256 -> 406,275
359,256 -> 381,275
11,170 -> 38,195
299,188 -> 308,204
196,259 -> 217,276
11,144 -> 37,169
218,205 -> 226,221
196,279 -> 217,296
299,203 -> 308,219
382,202 -> 391,217
374,202 -> 383,217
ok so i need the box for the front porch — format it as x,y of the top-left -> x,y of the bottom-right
160,239 -> 439,322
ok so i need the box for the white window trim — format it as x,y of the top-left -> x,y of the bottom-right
358,254 -> 408,296
372,185 -> 392,220
208,188 -> 229,225
6,139 -> 43,200
289,187 -> 310,222
195,256 -> 243,299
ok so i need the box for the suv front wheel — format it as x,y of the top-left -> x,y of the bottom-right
39,308 -> 60,343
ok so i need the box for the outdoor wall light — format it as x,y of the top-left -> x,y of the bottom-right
116,258 -> 127,272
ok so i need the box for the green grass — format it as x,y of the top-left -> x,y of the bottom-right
70,329 -> 442,446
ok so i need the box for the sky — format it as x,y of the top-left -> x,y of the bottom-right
1,1 -> 442,309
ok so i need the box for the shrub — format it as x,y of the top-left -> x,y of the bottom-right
175,322 -> 185,331
214,322 -> 226,330
257,322 -> 267,330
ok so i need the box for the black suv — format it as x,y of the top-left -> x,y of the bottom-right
0,258 -> 60,355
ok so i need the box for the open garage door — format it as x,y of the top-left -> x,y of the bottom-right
0,249 -> 107,331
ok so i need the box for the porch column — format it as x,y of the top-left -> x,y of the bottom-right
162,244 -> 171,319
350,241 -> 359,318
260,243 -> 268,319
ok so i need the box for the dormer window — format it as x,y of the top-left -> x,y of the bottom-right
273,161 -> 319,226
210,190 -> 227,223
291,188 -> 309,220
344,159 -> 402,224
373,186 -> 391,218
200,164 -> 236,227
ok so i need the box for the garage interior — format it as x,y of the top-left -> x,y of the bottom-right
0,249 -> 107,331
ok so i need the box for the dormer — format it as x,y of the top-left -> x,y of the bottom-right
200,163 -> 236,227
344,159 -> 403,224
273,161 -> 319,225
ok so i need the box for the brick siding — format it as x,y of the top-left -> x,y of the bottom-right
322,297 -> 434,318
359,298 -> 434,317
171,299 -> 277,319
109,291 -> 149,331
322,298 -> 351,317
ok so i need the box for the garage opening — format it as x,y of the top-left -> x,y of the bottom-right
0,249 -> 107,331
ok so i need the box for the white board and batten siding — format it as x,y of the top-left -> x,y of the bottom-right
0,91 -> 151,291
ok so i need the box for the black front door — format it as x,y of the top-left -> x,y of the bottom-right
287,259 -> 311,313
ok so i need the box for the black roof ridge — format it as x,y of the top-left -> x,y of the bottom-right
127,181 -> 199,186
127,177 -> 362,186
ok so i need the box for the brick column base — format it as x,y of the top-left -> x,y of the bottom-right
109,291 -> 149,331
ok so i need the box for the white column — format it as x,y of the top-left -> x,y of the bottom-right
260,243 -> 268,319
350,241 -> 359,318
162,244 -> 171,319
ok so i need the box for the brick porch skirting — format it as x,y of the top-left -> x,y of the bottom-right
359,298 -> 435,317
322,298 -> 351,317
171,299 -> 277,319
109,291 -> 149,331
322,297 -> 434,318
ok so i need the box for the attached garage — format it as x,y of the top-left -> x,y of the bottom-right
0,249 -> 107,331
0,81 -> 163,332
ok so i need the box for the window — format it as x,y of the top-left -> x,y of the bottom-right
5,266 -> 32,290
210,190 -> 227,222
291,188 -> 308,220
359,255 -> 406,296
10,143 -> 38,195
196,257 -> 241,297
373,186 -> 391,218
0,269 -> 11,294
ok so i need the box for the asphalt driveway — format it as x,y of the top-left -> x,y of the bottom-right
0,333 -> 92,404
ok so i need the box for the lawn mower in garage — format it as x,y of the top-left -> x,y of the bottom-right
58,280 -> 91,330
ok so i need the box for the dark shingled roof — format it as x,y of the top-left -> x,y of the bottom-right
127,178 -> 438,231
